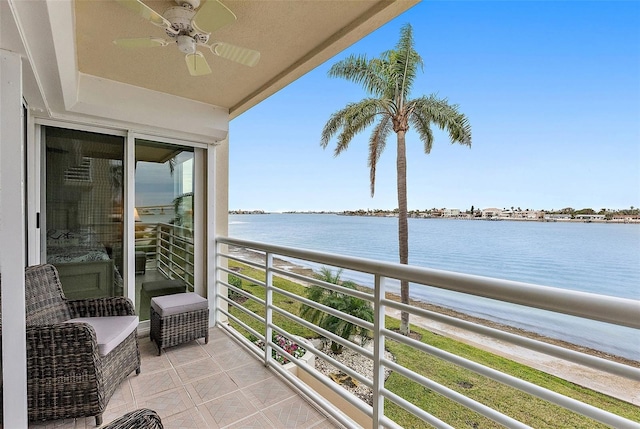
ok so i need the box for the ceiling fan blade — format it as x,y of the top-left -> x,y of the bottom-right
115,0 -> 178,34
185,52 -> 212,76
113,37 -> 169,48
192,0 -> 237,34
210,42 -> 260,67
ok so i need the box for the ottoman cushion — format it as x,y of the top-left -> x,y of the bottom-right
151,292 -> 208,317
142,279 -> 186,295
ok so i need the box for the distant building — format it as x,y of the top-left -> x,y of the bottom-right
482,208 -> 502,218
511,210 -> 543,220
575,214 -> 606,221
443,208 -> 460,218
499,209 -> 514,218
544,213 -> 572,221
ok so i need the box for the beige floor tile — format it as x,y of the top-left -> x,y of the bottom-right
200,336 -> 245,358
28,418 -> 77,429
129,367 -> 182,400
184,372 -> 239,405
166,342 -> 210,367
199,391 -> 258,428
104,380 -> 134,410
161,408 -> 209,429
213,349 -> 261,372
226,362 -> 274,388
138,337 -> 161,357
199,327 -> 230,344
308,419 -> 343,429
98,403 -> 137,428
175,357 -> 224,384
225,412 -> 276,429
140,352 -> 174,374
262,396 -> 325,429
240,378 -> 296,409
136,387 -> 193,420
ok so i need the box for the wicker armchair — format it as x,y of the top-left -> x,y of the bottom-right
22,264 -> 141,426
102,408 -> 164,429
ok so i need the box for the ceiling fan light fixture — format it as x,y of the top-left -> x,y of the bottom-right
177,35 -> 196,54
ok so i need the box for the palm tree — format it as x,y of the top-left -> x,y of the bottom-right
300,267 -> 374,353
320,24 -> 472,335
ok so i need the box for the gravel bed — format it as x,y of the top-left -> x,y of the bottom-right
313,340 -> 395,406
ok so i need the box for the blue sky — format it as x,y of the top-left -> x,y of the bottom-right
229,1 -> 640,213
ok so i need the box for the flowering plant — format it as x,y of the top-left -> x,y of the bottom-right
255,334 -> 306,365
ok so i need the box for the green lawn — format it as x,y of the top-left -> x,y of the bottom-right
225,260 -> 640,428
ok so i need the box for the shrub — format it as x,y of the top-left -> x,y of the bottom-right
228,274 -> 244,301
300,267 -> 374,353
255,333 -> 306,364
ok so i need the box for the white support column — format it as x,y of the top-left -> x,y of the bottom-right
207,144 -> 218,325
193,148 -> 205,296
125,131 -> 135,302
26,116 -> 40,265
210,137 -> 229,326
0,49 -> 29,428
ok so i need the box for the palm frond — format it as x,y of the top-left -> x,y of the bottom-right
320,108 -> 349,149
381,24 -> 423,105
409,95 -> 472,148
408,111 -> 435,154
328,55 -> 388,97
316,267 -> 343,284
321,99 -> 387,156
368,115 -> 392,197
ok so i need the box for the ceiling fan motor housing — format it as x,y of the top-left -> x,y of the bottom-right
164,5 -> 210,45
176,0 -> 201,9
164,6 -> 195,33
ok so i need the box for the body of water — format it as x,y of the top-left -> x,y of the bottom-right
229,214 -> 640,360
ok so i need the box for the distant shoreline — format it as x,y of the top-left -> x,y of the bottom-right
230,212 -> 640,224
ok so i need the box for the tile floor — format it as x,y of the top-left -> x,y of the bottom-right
28,328 -> 342,429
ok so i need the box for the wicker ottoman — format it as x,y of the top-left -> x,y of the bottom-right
135,251 -> 147,274
150,293 -> 209,355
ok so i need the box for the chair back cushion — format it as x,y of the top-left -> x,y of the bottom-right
25,264 -> 72,325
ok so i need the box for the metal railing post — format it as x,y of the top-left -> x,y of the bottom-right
265,252 -> 274,366
212,239 -> 218,325
155,223 -> 161,270
373,274 -> 386,428
169,225 -> 175,275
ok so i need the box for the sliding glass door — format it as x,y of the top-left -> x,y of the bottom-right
43,126 -> 125,299
134,139 -> 196,319
42,126 -> 202,317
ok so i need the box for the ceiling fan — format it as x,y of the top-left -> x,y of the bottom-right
113,0 -> 260,76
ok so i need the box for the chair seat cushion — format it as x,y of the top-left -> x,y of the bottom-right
65,315 -> 139,356
151,293 -> 208,317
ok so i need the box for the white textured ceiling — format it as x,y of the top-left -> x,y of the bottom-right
74,0 -> 417,118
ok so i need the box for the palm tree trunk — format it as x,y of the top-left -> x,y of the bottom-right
396,130 -> 410,335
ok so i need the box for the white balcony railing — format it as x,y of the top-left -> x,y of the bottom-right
215,236 -> 640,429
136,222 -> 195,289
